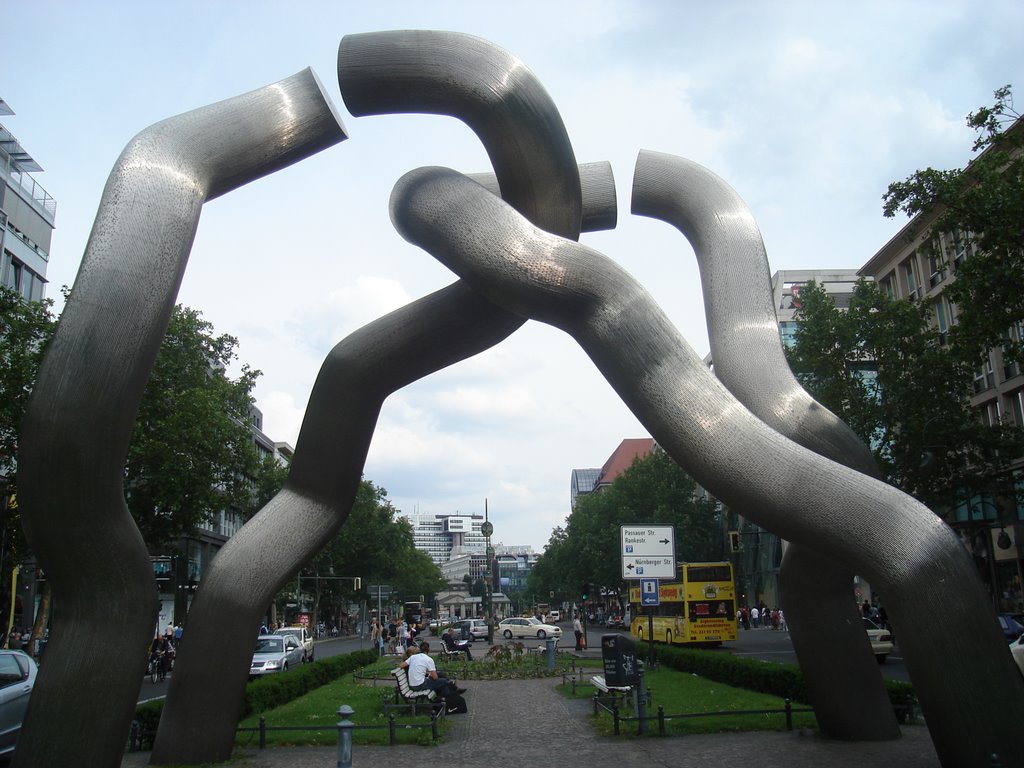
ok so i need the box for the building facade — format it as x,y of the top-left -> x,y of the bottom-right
403,511 -> 487,565
1,97 -> 55,302
859,180 -> 1024,615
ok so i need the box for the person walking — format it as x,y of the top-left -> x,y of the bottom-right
573,613 -> 584,651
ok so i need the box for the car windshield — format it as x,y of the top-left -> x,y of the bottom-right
255,638 -> 283,654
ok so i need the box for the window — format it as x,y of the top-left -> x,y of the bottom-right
928,241 -> 947,287
1011,390 -> 1024,429
950,229 -> 970,270
903,258 -> 920,301
934,297 -> 950,344
878,274 -> 896,299
974,354 -> 996,394
979,399 -> 1001,427
1004,321 -> 1023,381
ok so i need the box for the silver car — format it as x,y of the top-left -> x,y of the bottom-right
250,634 -> 304,677
0,650 -> 37,757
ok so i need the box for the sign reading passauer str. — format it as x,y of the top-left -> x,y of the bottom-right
620,525 -> 676,579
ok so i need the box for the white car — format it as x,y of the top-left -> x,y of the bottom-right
274,626 -> 314,663
250,634 -> 304,677
497,617 -> 562,640
1011,634 -> 1024,677
548,610 -> 561,622
863,618 -> 894,663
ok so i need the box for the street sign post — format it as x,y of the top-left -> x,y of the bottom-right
620,525 -> 676,579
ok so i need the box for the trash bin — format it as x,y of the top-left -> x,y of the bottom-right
601,633 -> 639,686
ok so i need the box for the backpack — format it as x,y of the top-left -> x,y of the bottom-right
445,692 -> 468,714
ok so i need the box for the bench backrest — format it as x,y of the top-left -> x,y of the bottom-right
391,665 -> 436,700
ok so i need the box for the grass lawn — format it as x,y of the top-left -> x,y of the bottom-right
559,662 -> 819,736
235,658 -> 446,748
234,652 -> 820,748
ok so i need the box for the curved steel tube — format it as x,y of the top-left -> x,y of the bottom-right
631,150 -> 897,740
13,69 -> 346,768
152,31 -> 596,763
389,166 -> 1024,768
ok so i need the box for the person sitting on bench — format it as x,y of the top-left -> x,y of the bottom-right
443,627 -> 473,660
401,642 -> 465,697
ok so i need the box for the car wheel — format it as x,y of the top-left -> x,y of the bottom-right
666,630 -> 672,645
538,630 -> 547,639
637,626 -> 644,641
875,654 -> 888,664
503,630 -> 513,639
282,662 -> 288,672
308,651 -> 314,663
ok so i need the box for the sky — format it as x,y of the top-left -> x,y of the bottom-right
5,1 -> 1024,552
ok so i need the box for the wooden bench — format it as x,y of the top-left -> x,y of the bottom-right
439,641 -> 471,662
591,674 -> 634,708
389,666 -> 440,715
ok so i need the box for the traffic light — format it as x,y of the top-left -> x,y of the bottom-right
353,577 -> 361,590
581,583 -> 590,601
728,531 -> 742,553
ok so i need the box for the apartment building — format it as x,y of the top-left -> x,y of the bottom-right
0,97 -> 55,302
859,138 -> 1024,614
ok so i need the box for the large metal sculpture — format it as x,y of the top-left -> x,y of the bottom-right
14,69 -> 346,768
388,164 -> 1024,768
150,29 -> 608,759
631,150 -> 898,740
13,28 -> 1024,768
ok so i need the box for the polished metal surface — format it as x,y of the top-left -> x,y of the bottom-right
14,69 -> 346,768
631,150 -> 897,740
389,165 -> 1024,768
152,30 -> 594,764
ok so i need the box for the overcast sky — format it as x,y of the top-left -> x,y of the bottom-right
6,1 -> 1023,551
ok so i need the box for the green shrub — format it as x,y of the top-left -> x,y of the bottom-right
133,648 -> 379,730
656,645 -> 916,716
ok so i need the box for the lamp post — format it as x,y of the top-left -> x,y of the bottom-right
481,516 -> 494,643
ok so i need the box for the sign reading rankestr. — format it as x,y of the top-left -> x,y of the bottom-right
621,525 -> 676,579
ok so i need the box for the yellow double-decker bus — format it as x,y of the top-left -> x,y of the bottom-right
628,562 -> 737,646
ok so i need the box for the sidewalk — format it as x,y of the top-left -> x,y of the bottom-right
121,674 -> 942,767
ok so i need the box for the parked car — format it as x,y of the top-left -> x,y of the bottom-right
274,626 -> 314,662
458,619 -> 489,641
497,617 -> 562,640
250,635 -> 304,678
997,613 -> 1024,642
0,650 -> 37,758
1010,634 -> 1024,677
863,618 -> 894,663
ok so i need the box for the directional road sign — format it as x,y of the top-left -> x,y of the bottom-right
620,525 -> 676,579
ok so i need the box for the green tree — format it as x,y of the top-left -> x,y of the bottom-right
883,85 -> 1024,366
531,450 -> 722,608
785,279 -> 1023,510
0,288 -> 55,589
300,480 -> 444,629
124,305 -> 266,549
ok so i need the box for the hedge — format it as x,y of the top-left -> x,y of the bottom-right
656,645 -> 917,717
133,648 -> 379,736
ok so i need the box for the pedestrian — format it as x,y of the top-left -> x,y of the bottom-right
750,606 -> 760,628
573,613 -> 584,651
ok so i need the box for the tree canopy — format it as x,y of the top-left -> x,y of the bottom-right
785,279 -> 1023,510
529,449 -> 723,607
123,305 -> 269,549
300,479 -> 445,628
882,85 -> 1024,366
